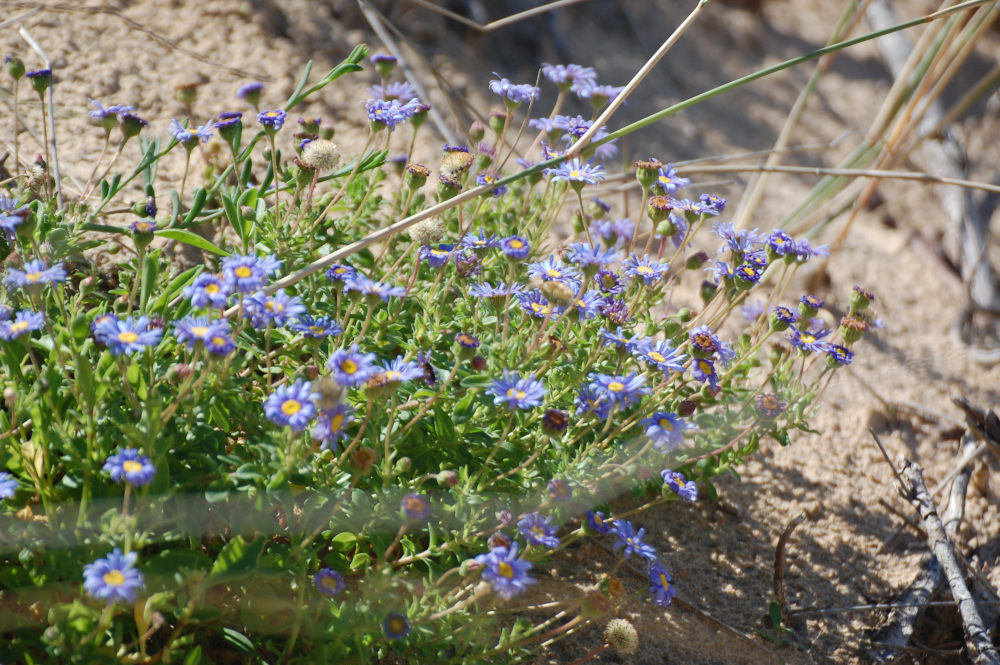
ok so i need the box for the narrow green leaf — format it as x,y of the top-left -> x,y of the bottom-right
182,188 -> 208,224
170,190 -> 181,227
222,193 -> 246,245
222,627 -> 256,655
155,230 -> 229,256
283,60 -> 315,110
140,252 -> 158,312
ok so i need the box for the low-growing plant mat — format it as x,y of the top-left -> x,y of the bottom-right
2,1 -> 999,663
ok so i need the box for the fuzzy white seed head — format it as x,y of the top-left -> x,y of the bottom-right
411,218 -> 445,246
604,618 -> 638,655
301,139 -> 341,171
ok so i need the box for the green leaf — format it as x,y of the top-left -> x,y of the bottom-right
238,187 -> 259,209
156,229 -> 229,256
459,374 -> 493,389
140,252 -> 158,312
170,189 -> 182,226
183,646 -> 204,665
182,188 -> 208,225
205,535 -> 266,588
151,266 -> 201,313
284,60 -> 315,110
331,532 -> 357,552
74,353 -> 96,410
222,627 -> 256,655
222,193 -> 245,245
769,601 -> 783,627
349,552 -> 371,570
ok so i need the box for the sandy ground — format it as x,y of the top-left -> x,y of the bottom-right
2,1 -> 1000,663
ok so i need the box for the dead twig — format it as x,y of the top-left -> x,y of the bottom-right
774,511 -> 808,631
895,457 -> 999,665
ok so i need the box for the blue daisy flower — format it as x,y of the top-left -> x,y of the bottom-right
488,370 -> 546,410
517,513 -> 559,549
94,316 -> 163,355
103,448 -> 156,486
475,541 -> 535,599
588,372 -> 649,408
313,404 -> 353,450
643,413 -> 695,452
263,379 -> 319,432
611,520 -> 657,562
327,345 -> 378,386
83,548 -> 144,605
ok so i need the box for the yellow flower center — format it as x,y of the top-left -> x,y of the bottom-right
122,460 -> 144,472
103,570 -> 125,586
801,334 -> 815,344
281,399 -> 302,416
265,301 -> 283,313
546,269 -> 561,278
234,266 -> 253,278
10,321 -> 28,333
608,382 -> 625,392
698,360 -> 712,373
659,419 -> 673,431
192,326 -> 209,337
341,359 -> 358,374
205,283 -> 220,294
25,272 -> 42,282
569,169 -> 581,178
118,331 -> 139,343
659,574 -> 670,590
636,266 -> 653,275
309,326 -> 325,335
649,352 -> 665,363
498,562 -> 514,579
211,336 -> 227,346
321,576 -> 340,590
509,239 -> 524,248
329,413 -> 344,431
507,388 -> 527,400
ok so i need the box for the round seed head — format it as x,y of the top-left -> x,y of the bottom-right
604,618 -> 639,655
301,139 -> 341,171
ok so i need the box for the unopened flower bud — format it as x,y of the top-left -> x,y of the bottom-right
839,315 -> 867,344
370,53 -> 397,79
436,175 -> 462,201
489,111 -> 506,135
470,355 -> 486,371
168,363 -> 193,383
686,251 -> 709,270
469,119 -> 486,142
634,158 -> 662,190
700,280 -> 717,304
404,163 -> 429,190
5,56 -> 25,80
677,398 -> 698,417
850,285 -> 874,312
3,387 -> 16,407
174,82 -> 199,106
648,195 -> 673,222
436,470 -> 459,487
